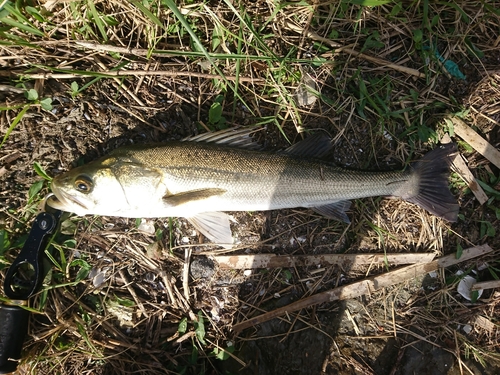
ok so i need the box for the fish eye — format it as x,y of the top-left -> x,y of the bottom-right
74,175 -> 94,194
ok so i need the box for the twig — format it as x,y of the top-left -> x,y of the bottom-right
183,248 -> 192,303
232,244 -> 493,332
118,269 -> 148,318
159,270 -> 178,308
471,279 -> 500,291
214,252 -> 435,269
448,116 -> 500,169
441,134 -> 488,205
12,69 -> 264,83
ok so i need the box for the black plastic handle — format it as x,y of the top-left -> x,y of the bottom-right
0,304 -> 30,374
3,212 -> 58,300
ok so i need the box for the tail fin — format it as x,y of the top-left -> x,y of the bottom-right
404,143 -> 459,222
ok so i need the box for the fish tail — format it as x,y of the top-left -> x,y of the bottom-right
403,143 -> 459,222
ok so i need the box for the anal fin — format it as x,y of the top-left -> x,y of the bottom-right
311,200 -> 351,223
187,211 -> 234,248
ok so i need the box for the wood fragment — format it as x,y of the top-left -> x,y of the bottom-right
471,279 -> 500,291
448,116 -> 500,169
214,253 -> 435,269
441,134 -> 488,205
232,244 -> 493,332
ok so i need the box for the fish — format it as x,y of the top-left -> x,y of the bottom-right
47,128 -> 459,246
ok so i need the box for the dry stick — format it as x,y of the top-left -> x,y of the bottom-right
214,252 -> 436,269
284,21 -> 425,79
183,248 -> 192,303
118,269 -> 149,318
74,41 -> 190,57
471,279 -> 500,291
16,69 -> 264,83
441,134 -> 488,205
449,116 -> 500,169
232,244 -> 494,332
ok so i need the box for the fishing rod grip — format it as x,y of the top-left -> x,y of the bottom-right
0,304 -> 30,374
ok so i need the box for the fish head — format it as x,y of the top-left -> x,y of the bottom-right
47,160 -> 129,216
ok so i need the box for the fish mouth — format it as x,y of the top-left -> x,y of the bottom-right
45,189 -> 89,213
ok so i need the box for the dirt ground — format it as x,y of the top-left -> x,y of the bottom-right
1,5 -> 500,374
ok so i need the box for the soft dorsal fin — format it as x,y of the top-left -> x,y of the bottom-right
183,127 -> 263,150
283,132 -> 332,158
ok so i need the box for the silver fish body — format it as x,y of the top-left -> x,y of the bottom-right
47,130 -> 458,245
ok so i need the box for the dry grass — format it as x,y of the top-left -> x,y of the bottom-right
1,0 -> 500,374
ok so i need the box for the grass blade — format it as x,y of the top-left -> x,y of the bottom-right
0,104 -> 30,149
87,0 -> 108,41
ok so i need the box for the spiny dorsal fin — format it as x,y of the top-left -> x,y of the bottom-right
183,127 -> 263,150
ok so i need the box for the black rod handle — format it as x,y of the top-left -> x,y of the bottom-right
0,304 -> 30,374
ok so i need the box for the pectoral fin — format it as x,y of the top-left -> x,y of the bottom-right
163,188 -> 226,207
312,200 -> 351,223
187,211 -> 234,248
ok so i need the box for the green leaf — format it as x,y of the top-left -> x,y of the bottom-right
28,180 -> 44,202
489,267 -> 499,280
431,14 -> 440,28
0,230 -> 11,255
25,6 -> 46,23
178,317 -> 188,334
33,162 -> 52,181
114,295 -> 135,307
470,290 -> 479,303
26,88 -> 38,101
480,221 -> 495,238
63,239 -> 77,248
413,29 -> 423,44
213,343 -> 235,360
194,311 -> 206,345
456,243 -> 463,259
389,2 -> 402,17
71,81 -> 79,92
209,102 -> 223,124
69,259 -> 92,282
282,269 -> 292,282
190,345 -> 199,364
40,97 -> 53,111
